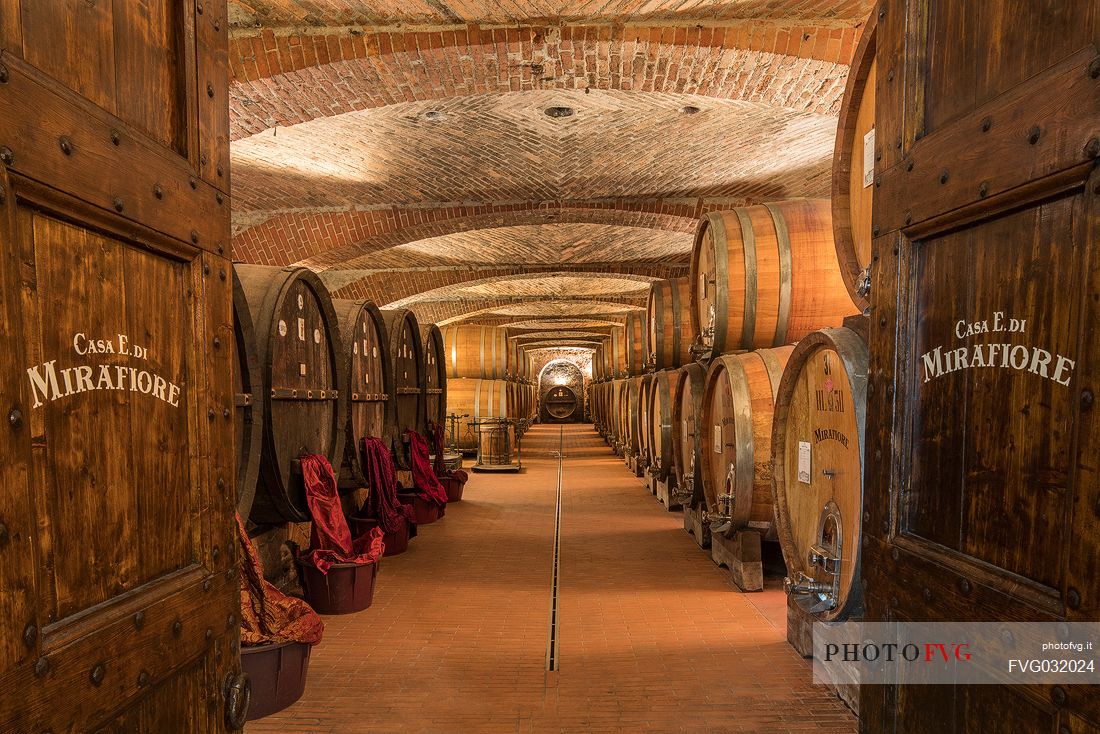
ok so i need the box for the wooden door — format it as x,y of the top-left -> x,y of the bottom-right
0,2 -> 242,731
865,1 -> 1100,730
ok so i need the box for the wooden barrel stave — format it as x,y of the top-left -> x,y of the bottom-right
771,324 -> 867,620
333,298 -> 393,491
831,12 -> 877,312
235,264 -> 347,524
700,346 -> 793,536
232,269 -> 265,518
690,200 -> 855,361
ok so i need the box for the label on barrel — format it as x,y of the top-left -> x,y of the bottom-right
713,425 -> 721,454
798,441 -> 811,484
863,128 -> 875,188
297,318 -> 305,341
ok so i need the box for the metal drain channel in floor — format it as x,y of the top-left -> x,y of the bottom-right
545,426 -> 564,671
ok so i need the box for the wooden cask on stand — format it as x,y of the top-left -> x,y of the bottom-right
420,323 -> 447,433
646,278 -> 695,369
831,11 -> 876,313
333,299 -> 392,491
442,324 -> 508,379
700,346 -> 792,589
234,269 -> 265,517
637,373 -> 657,474
673,363 -> 710,546
646,369 -> 679,483
771,321 -> 868,622
237,265 -> 347,524
690,200 -> 854,362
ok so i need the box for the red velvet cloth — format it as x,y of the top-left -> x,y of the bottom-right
431,421 -> 470,485
405,429 -> 450,508
360,436 -> 415,533
236,515 -> 324,647
299,454 -> 384,574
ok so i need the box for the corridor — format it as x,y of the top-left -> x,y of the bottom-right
246,425 -> 855,733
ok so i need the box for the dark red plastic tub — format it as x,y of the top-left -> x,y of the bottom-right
348,515 -> 410,557
298,560 -> 379,614
441,475 -> 465,502
240,640 -> 311,721
398,492 -> 443,524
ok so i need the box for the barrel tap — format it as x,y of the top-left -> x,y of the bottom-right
784,500 -> 843,614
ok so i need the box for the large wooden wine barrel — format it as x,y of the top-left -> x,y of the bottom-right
831,11 -> 877,312
441,324 -> 509,379
381,308 -> 426,457
646,369 -> 679,481
447,378 -> 511,452
421,323 -> 447,432
646,278 -> 695,370
233,269 -> 265,517
605,326 -> 628,378
638,373 -> 657,470
772,324 -> 867,620
672,363 -> 708,506
544,385 -> 579,421
624,312 -> 648,375
690,200 -> 855,361
612,378 -> 631,452
508,340 -> 532,382
332,299 -> 392,491
236,264 -> 347,523
699,346 -> 793,537
622,376 -> 645,459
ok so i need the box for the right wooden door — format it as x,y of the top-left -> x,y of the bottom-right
864,1 -> 1100,730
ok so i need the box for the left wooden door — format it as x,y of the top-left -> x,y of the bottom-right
0,2 -> 243,731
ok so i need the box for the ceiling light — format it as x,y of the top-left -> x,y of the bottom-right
422,110 -> 445,121
680,105 -> 701,115
545,106 -> 575,119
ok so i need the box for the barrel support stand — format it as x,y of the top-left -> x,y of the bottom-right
710,530 -> 763,592
682,503 -> 711,549
653,475 -> 681,512
786,596 -> 859,715
627,454 -> 644,478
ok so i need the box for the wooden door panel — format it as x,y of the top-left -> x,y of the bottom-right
907,197 -> 1082,587
20,0 -> 188,154
0,2 -> 238,731
866,0 -> 1100,730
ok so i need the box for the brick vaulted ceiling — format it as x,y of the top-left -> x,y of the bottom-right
228,0 -> 873,342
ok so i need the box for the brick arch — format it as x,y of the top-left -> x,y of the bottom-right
233,200 -> 716,268
229,19 -> 867,139
330,264 -> 677,306
423,298 -> 643,326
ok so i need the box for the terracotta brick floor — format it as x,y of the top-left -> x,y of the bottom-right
246,425 -> 856,733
